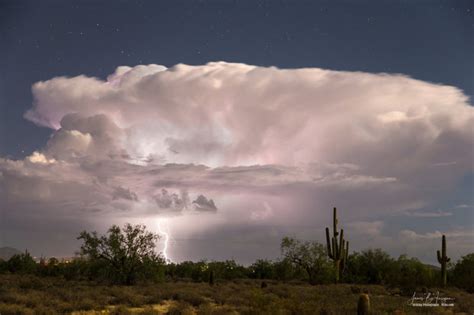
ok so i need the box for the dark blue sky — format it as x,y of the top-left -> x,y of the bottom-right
0,0 -> 473,158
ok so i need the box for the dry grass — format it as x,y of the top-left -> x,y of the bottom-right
0,275 -> 473,314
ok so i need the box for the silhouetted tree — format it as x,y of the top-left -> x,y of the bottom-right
0,258 -> 7,273
7,250 -> 36,274
273,258 -> 298,281
345,249 -> 395,285
452,253 -> 474,293
77,223 -> 164,285
391,255 -> 435,291
281,237 -> 332,285
249,259 -> 275,279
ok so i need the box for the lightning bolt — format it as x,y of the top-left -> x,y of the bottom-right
157,218 -> 172,263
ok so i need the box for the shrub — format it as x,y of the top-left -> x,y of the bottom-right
167,301 -> 194,315
172,290 -> 206,307
139,306 -> 161,315
110,305 -> 133,315
0,303 -> 35,315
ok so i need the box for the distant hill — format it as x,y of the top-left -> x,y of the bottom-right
424,263 -> 441,271
0,247 -> 22,260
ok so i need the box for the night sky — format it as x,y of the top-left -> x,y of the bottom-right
0,0 -> 473,263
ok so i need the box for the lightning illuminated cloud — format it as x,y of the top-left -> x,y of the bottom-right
1,62 -> 472,263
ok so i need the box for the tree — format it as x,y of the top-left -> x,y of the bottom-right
38,256 -> 61,277
7,250 -> 37,274
208,260 -> 247,280
77,223 -> 164,285
0,259 -> 7,274
281,237 -> 332,285
392,255 -> 434,290
452,253 -> 474,293
345,249 -> 395,285
249,259 -> 275,279
272,258 -> 292,281
174,261 -> 198,279
273,258 -> 301,281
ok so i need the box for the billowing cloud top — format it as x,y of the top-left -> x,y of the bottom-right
1,62 -> 473,262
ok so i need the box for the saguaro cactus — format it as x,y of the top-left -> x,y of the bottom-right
437,234 -> 450,287
357,294 -> 370,315
325,207 -> 349,283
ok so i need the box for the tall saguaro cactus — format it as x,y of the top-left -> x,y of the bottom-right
325,207 -> 349,283
437,234 -> 450,287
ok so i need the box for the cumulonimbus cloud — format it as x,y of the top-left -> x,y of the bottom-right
23,63 -> 473,196
1,62 -> 473,261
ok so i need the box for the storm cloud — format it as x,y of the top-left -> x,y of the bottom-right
1,62 -> 472,263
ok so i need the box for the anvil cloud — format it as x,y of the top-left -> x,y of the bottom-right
1,62 -> 473,263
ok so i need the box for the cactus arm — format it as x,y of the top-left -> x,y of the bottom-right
326,227 -> 333,259
345,241 -> 349,260
333,207 -> 338,237
338,229 -> 344,258
437,250 -> 442,263
341,240 -> 346,271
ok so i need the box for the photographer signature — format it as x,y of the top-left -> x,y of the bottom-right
407,291 -> 455,307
